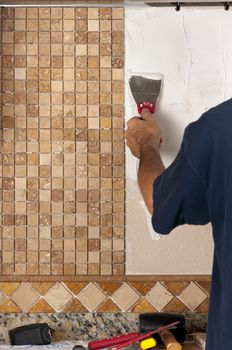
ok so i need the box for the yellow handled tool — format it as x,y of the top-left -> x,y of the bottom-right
140,337 -> 157,350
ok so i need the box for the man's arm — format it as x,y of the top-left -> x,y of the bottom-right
138,146 -> 165,214
126,110 -> 165,214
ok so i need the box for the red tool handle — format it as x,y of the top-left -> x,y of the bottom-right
110,321 -> 180,350
88,332 -> 140,350
137,102 -> 156,114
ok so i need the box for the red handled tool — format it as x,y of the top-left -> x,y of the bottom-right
88,321 -> 180,350
88,332 -> 140,350
110,321 -> 180,350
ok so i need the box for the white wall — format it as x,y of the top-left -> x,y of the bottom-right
125,7 -> 232,274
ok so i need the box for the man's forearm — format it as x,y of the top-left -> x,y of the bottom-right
138,147 -> 165,214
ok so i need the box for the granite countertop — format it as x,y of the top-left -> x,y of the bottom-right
0,341 -> 204,350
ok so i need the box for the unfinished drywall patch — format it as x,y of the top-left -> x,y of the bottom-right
124,7 -> 232,274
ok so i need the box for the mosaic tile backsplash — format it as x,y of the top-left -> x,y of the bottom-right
0,6 -> 211,317
0,7 -> 125,276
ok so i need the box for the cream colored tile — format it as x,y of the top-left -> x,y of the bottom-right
44,282 -> 73,311
77,283 -> 106,311
11,283 -> 39,312
111,283 -> 140,311
145,282 -> 173,311
178,282 -> 207,311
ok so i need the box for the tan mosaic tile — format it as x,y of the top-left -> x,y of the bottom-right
0,7 -> 125,277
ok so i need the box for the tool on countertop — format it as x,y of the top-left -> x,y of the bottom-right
88,322 -> 178,350
88,332 -> 140,350
140,337 -> 157,350
139,313 -> 186,346
109,321 -> 180,350
160,330 -> 182,350
129,73 -> 163,115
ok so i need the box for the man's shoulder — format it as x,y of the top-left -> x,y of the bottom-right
185,98 -> 232,137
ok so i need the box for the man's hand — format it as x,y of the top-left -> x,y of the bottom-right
126,109 -> 164,214
126,109 -> 162,158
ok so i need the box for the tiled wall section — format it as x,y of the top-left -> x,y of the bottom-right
0,280 -> 210,312
0,7 -> 125,276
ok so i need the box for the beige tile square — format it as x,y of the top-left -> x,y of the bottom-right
145,282 -> 173,311
111,283 -> 140,311
11,283 -> 39,312
44,283 -> 72,311
178,282 -> 207,311
77,283 -> 106,311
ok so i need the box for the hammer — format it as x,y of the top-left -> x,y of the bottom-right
139,313 -> 186,347
160,329 -> 182,350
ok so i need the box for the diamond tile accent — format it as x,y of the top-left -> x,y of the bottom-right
111,283 -> 140,311
145,282 -> 173,311
178,282 -> 207,311
44,283 -> 72,311
77,283 -> 106,311
11,283 -> 39,311
131,298 -> 156,312
0,299 -> 20,312
29,299 -> 55,313
0,283 -> 20,296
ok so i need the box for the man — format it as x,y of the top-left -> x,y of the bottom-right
126,101 -> 232,350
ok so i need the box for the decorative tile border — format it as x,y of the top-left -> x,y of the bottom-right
0,279 -> 210,313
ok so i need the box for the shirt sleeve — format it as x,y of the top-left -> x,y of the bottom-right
151,143 -> 210,235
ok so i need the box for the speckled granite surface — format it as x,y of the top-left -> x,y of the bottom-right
0,313 -> 207,344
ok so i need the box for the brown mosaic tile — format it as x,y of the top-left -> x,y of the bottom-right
0,282 -> 20,296
196,281 -> 211,296
30,282 -> 55,295
129,282 -> 155,296
97,282 -> 122,296
29,299 -> 55,313
63,298 -> 88,313
64,282 -> 89,295
0,299 -> 21,312
131,298 -> 156,313
163,298 -> 190,313
196,298 -> 209,313
162,281 -> 189,296
96,299 -> 121,312
0,7 -> 125,277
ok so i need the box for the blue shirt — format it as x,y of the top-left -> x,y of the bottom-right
152,99 -> 232,350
